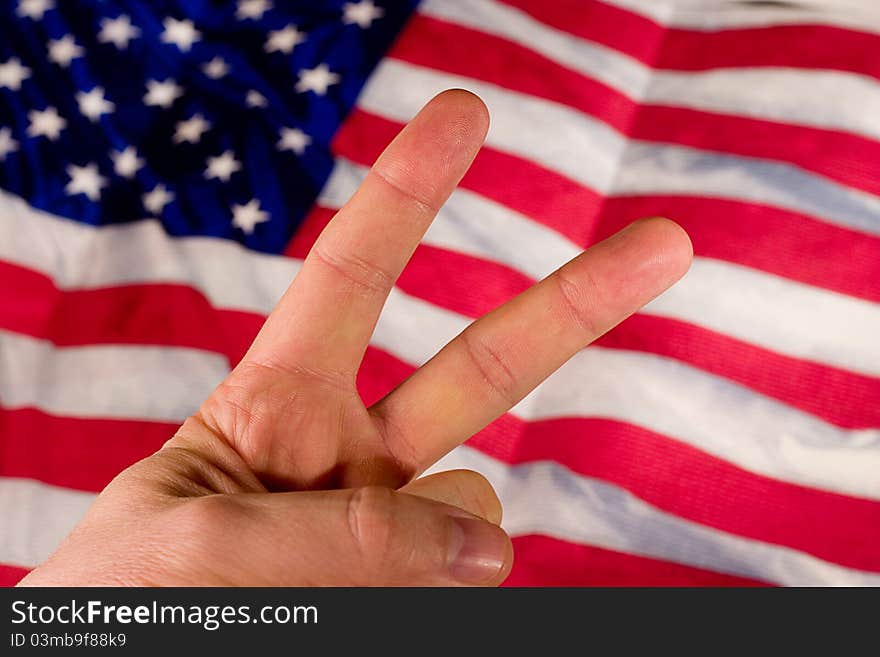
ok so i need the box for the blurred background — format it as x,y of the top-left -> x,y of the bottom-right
1,0 -> 879,585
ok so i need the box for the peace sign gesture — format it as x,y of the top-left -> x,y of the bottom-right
20,90 -> 692,587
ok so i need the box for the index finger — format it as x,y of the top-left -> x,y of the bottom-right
241,89 -> 489,378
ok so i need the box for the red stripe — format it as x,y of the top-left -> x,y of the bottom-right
0,407 -> 177,492
356,347 -> 880,574
393,14 -> 880,198
0,564 -> 28,587
656,25 -> 880,80
500,0 -> 880,80
499,0 -> 665,68
335,109 -> 880,304
0,260 -> 262,367
506,535 -> 770,586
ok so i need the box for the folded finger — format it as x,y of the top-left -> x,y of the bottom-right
401,469 -> 503,525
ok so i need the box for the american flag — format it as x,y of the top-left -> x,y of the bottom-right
1,0 -> 879,586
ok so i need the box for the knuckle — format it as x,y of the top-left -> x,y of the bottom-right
367,407 -> 420,485
553,268 -> 602,337
369,165 -> 440,215
312,244 -> 395,297
460,329 -> 519,407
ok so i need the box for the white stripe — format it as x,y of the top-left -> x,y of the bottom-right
361,59 -> 880,237
0,478 -> 94,569
0,330 -> 227,422
645,258 -> 880,379
0,191 -> 299,315
421,0 -> 880,143
4,254 -> 880,501
427,447 -> 880,586
323,159 -> 880,379
602,0 -> 880,34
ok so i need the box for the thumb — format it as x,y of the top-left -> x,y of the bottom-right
224,486 -> 513,586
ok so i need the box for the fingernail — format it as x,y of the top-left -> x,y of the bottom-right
448,516 -> 509,584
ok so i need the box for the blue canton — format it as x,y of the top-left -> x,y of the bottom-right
0,0 -> 419,253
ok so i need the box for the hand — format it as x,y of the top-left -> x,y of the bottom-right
18,90 -> 692,587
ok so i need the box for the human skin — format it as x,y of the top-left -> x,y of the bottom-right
19,89 -> 693,587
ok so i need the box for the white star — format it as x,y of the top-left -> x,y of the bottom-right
77,86 -> 114,122
202,56 -> 229,79
174,113 -> 211,144
236,0 -> 271,20
16,0 -> 53,20
161,17 -> 201,52
27,106 -> 66,140
65,163 -> 106,201
264,25 -> 305,54
48,35 -> 84,68
111,146 -> 144,178
144,79 -> 183,108
295,64 -> 340,96
232,199 -> 269,234
245,90 -> 267,108
98,15 -> 140,49
343,0 -> 384,28
205,150 -> 241,182
0,128 -> 19,161
0,58 -> 31,91
277,127 -> 311,155
143,184 -> 174,215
